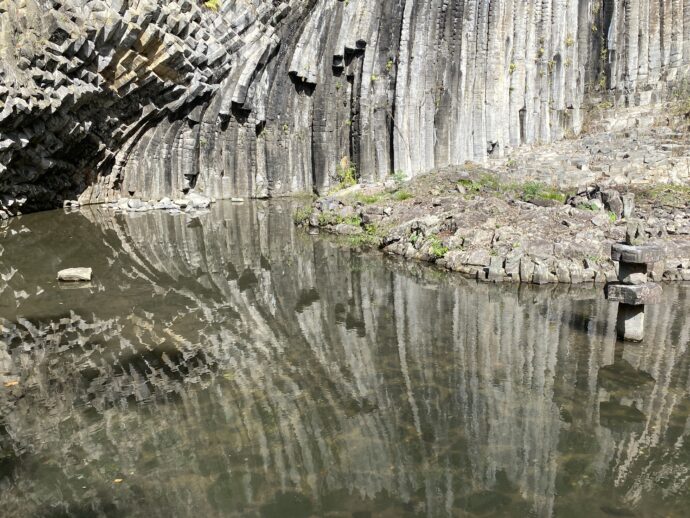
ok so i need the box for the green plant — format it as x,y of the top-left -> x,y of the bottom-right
428,235 -> 449,258
293,206 -> 312,225
341,216 -> 360,226
565,34 -> 574,47
506,159 -> 517,168
370,74 -> 379,82
364,223 -> 379,236
354,193 -> 383,204
639,184 -> 690,208
576,202 -> 599,211
386,59 -> 394,72
394,190 -> 413,201
282,123 -> 289,134
335,82 -> 342,91
318,211 -> 342,226
509,62 -> 517,75
393,170 -> 407,186
204,0 -> 221,11
608,211 -> 617,223
335,157 -> 357,190
521,181 -> 543,200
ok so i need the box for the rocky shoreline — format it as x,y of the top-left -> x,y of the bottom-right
294,168 -> 690,285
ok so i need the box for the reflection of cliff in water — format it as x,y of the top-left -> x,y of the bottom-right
0,203 -> 689,517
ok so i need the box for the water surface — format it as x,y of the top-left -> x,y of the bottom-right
0,201 -> 689,517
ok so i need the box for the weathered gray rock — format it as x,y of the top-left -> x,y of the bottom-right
618,262 -> 648,285
625,219 -> 646,245
57,267 -> 92,282
621,193 -> 635,219
606,283 -> 663,305
611,243 -> 665,264
2,1 -> 690,211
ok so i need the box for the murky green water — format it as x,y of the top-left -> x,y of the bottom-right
0,201 -> 689,517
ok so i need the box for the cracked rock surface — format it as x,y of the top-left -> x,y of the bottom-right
1,0 -> 690,213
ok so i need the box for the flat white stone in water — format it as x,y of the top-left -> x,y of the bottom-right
57,267 -> 92,282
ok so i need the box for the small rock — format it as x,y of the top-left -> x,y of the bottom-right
591,213 -> 611,227
57,267 -> 92,282
334,223 -> 363,235
466,249 -> 491,267
186,192 -> 211,209
601,189 -> 623,218
621,193 -> 635,218
625,219 -> 646,245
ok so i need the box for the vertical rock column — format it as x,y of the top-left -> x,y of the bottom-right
606,225 -> 665,342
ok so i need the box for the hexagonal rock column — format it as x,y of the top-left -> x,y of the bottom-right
606,241 -> 664,342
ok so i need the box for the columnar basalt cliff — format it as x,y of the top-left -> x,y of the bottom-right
1,0 -> 689,212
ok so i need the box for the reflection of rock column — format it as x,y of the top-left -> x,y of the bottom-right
606,237 -> 665,342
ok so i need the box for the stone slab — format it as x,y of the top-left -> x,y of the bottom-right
57,267 -> 93,282
606,282 -> 662,305
611,243 -> 665,264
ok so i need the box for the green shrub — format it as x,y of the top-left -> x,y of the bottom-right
335,157 -> 357,190
428,236 -> 449,258
394,190 -> 413,201
293,206 -> 312,225
520,181 -> 566,203
354,193 -> 383,204
343,216 -> 362,226
318,211 -> 342,226
393,170 -> 407,186
576,202 -> 599,211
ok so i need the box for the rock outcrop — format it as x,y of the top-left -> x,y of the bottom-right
1,0 -> 690,212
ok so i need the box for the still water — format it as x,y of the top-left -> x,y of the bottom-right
0,201 -> 689,517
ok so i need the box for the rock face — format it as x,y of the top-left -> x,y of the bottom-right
1,0 -> 689,211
